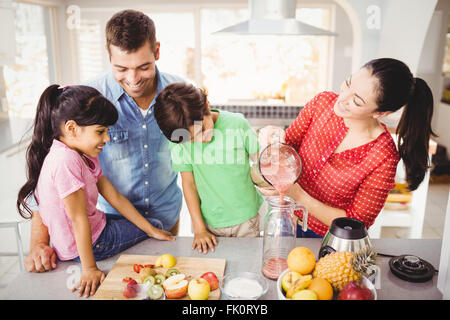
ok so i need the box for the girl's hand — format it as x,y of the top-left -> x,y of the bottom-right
72,267 -> 106,298
147,226 -> 175,242
192,230 -> 218,254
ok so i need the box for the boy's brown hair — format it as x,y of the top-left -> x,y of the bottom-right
106,9 -> 157,54
154,82 -> 210,143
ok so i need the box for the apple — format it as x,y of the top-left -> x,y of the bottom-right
201,272 -> 219,291
163,274 -> 188,299
337,281 -> 373,300
188,278 -> 210,300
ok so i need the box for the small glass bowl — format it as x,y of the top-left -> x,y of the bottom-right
220,272 -> 269,300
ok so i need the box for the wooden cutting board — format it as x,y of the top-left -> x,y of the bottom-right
93,254 -> 226,300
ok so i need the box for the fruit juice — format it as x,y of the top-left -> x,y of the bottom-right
259,151 -> 299,204
262,257 -> 288,280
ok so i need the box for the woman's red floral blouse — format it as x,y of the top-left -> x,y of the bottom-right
285,91 -> 400,236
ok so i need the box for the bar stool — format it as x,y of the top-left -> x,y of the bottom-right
0,199 -> 26,271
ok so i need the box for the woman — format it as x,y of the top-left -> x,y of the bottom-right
258,58 -> 436,238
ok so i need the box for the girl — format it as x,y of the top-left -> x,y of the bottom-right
258,58 -> 436,238
17,85 -> 174,297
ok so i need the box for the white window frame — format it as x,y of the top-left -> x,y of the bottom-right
65,1 -> 335,102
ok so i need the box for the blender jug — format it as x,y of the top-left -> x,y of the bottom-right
258,142 -> 302,193
261,196 -> 308,280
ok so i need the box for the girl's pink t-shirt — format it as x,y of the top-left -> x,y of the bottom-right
35,139 -> 106,260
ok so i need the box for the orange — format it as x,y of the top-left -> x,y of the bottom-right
308,277 -> 334,300
287,247 -> 316,275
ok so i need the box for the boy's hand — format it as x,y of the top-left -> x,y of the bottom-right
147,226 -> 176,242
192,230 -> 218,254
72,267 -> 106,298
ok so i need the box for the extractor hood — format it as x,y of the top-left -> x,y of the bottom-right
213,0 -> 337,36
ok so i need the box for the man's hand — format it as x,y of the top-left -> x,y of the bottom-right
24,243 -> 57,272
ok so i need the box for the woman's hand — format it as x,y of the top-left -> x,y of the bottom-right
255,185 -> 280,197
192,230 -> 218,254
147,226 -> 175,242
258,125 -> 286,151
72,266 -> 106,298
285,183 -> 309,204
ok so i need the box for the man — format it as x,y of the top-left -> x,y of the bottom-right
24,9 -> 183,272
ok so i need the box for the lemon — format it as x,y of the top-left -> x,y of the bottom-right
155,253 -> 176,268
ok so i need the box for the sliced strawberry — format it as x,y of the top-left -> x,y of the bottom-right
122,277 -> 136,284
133,264 -> 144,273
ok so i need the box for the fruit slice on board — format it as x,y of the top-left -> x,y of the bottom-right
148,284 -> 165,300
143,275 -> 156,285
154,274 -> 166,285
166,268 -> 181,278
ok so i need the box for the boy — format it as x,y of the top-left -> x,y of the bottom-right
154,83 -> 263,254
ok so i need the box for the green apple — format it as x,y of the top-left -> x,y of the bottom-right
281,271 -> 303,293
188,278 -> 210,300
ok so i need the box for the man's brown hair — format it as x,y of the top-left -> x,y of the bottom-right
106,9 -> 157,54
154,83 -> 210,143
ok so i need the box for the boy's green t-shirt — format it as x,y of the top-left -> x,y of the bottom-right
170,109 -> 263,228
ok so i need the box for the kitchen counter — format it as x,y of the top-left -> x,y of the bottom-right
0,237 -> 443,300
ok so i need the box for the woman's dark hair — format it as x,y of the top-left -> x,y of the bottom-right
363,58 -> 437,191
106,9 -> 157,54
17,84 -> 118,219
154,82 -> 209,143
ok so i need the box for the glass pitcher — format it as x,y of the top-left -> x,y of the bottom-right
261,196 -> 308,280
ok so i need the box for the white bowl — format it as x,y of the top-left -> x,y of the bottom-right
276,269 -> 377,300
219,271 -> 269,300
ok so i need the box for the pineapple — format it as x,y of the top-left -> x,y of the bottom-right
313,246 -> 377,292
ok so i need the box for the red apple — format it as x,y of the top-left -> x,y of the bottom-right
337,281 -> 373,300
201,272 -> 219,291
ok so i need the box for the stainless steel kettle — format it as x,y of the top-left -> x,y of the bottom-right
318,217 -> 372,258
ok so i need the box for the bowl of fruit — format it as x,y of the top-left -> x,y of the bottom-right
220,271 -> 269,300
277,246 -> 377,300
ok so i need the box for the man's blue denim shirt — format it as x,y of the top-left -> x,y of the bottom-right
85,67 -> 183,230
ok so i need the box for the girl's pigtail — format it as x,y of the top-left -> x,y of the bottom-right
17,84 -> 62,218
396,78 -> 437,191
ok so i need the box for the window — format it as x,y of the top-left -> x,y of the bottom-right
72,4 -> 332,106
75,18 -> 104,83
201,7 -> 331,104
150,13 -> 196,82
3,2 -> 51,118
